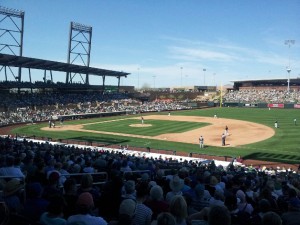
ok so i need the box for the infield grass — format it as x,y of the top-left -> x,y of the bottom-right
11,107 -> 300,164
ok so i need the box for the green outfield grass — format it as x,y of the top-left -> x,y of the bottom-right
11,107 -> 300,164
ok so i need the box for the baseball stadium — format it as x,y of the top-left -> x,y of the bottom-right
1,4 -> 300,225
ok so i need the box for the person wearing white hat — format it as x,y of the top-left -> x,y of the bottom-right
166,175 -> 184,203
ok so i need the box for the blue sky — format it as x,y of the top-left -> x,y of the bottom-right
1,0 -> 300,88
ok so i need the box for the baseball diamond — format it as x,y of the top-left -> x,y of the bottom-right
41,115 -> 274,147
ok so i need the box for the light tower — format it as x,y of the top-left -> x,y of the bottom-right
0,6 -> 25,82
286,67 -> 291,93
284,40 -> 295,93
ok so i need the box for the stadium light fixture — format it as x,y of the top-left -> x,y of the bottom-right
284,40 -> 295,93
71,22 -> 92,32
0,6 -> 24,17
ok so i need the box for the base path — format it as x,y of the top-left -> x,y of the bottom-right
41,115 -> 274,147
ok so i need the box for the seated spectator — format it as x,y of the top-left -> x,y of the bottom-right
121,180 -> 136,200
120,160 -> 132,173
21,154 -> 36,182
262,211 -> 282,225
250,199 -> 271,225
22,182 -> 49,223
205,176 -> 218,197
3,178 -> 24,214
169,195 -> 188,225
152,212 -> 177,225
183,192 -> 198,216
281,196 -> 300,225
98,172 -> 123,221
145,185 -> 169,220
224,193 -> 251,225
109,198 -> 137,225
209,189 -> 225,207
67,192 -> 107,225
44,158 -> 56,177
187,206 -> 209,224
243,179 -> 256,205
54,162 -> 67,186
259,187 -> 279,212
63,178 -> 78,218
0,156 -> 25,179
40,194 -> 67,225
166,175 -> 184,203
31,160 -> 48,186
208,205 -> 231,225
42,171 -> 63,201
133,182 -> 153,225
77,174 -> 101,209
83,160 -> 95,173
191,184 -> 211,211
236,189 -> 254,215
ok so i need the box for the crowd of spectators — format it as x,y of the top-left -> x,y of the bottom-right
0,81 -> 90,89
0,92 -> 129,109
0,92 -> 191,126
0,136 -> 300,225
223,89 -> 300,104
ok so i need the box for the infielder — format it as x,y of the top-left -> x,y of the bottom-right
141,116 -> 144,124
199,136 -> 204,148
221,133 -> 226,146
225,125 -> 229,135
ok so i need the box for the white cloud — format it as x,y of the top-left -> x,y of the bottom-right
168,46 -> 236,62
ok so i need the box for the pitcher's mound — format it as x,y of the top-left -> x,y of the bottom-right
130,124 -> 152,127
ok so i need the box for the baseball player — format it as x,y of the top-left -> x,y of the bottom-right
141,116 -> 144,125
199,136 -> 204,148
225,125 -> 229,135
221,133 -> 226,146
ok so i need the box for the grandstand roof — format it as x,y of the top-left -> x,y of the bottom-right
0,53 -> 129,77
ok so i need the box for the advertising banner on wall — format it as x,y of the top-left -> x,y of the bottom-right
244,103 -> 257,107
267,103 -> 284,108
294,104 -> 300,109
